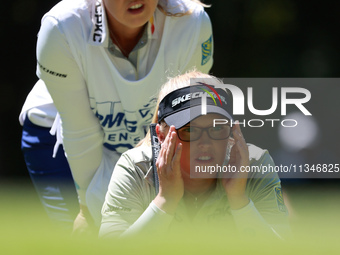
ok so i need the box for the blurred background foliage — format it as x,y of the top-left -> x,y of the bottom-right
208,0 -> 339,77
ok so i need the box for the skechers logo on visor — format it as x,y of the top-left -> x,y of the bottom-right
171,83 -> 227,108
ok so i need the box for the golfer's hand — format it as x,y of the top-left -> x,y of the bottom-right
72,205 -> 97,236
222,122 -> 250,209
153,125 -> 183,214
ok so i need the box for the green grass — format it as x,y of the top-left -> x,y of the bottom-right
1,179 -> 339,255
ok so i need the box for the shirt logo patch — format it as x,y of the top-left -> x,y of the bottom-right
275,187 -> 286,212
103,204 -> 131,214
201,35 -> 212,65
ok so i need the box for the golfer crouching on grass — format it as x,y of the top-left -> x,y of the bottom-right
99,70 -> 290,239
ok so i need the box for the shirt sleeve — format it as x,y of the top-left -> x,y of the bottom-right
36,16 -> 104,205
19,79 -> 56,127
230,199 -> 285,239
232,149 -> 291,239
99,152 -> 173,238
181,10 -> 214,74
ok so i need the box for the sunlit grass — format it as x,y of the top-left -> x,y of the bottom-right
1,179 -> 339,254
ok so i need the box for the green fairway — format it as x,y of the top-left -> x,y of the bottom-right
1,179 -> 339,255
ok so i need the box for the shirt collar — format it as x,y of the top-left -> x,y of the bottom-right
108,23 -> 149,57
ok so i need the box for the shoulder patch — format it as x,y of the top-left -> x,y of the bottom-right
275,187 -> 286,212
201,35 -> 212,65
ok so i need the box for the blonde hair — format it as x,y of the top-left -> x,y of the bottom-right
158,0 -> 210,17
137,69 -> 222,147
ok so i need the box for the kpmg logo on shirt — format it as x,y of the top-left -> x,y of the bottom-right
201,35 -> 212,65
92,98 -> 156,153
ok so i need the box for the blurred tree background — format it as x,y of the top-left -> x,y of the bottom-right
1,0 -> 339,180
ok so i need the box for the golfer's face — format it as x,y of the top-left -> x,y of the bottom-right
104,0 -> 158,30
177,114 -> 230,178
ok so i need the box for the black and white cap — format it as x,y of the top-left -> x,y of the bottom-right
158,84 -> 233,129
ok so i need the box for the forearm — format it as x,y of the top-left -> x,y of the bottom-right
100,202 -> 174,238
37,16 -> 104,205
64,135 -> 103,206
47,87 -> 104,205
122,202 -> 173,237
231,199 -> 283,239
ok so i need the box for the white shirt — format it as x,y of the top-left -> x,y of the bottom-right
19,0 -> 214,210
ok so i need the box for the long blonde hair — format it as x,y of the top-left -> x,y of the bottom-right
89,0 -> 210,16
158,0 -> 210,17
137,69 -> 222,147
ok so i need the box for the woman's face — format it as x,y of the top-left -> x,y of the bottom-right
104,0 -> 158,31
160,114 -> 230,179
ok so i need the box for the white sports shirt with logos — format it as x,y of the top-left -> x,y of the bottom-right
19,0 -> 213,219
100,144 -> 290,239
